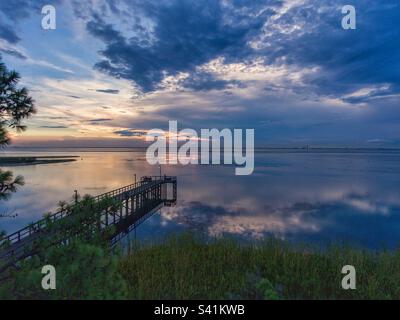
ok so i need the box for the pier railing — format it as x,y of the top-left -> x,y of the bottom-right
0,176 -> 177,268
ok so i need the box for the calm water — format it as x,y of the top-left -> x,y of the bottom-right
1,148 -> 400,249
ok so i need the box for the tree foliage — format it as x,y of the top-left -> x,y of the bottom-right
0,170 -> 24,201
0,195 -> 128,299
0,58 -> 35,201
0,60 -> 35,143
0,238 -> 128,300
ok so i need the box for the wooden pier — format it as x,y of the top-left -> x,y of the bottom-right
0,176 -> 177,273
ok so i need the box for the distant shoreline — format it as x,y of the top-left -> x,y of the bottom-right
5,146 -> 400,149
0,156 -> 79,166
2,147 -> 400,154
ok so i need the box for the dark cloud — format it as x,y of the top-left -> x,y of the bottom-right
181,72 -> 244,91
0,23 -> 20,44
256,0 -> 400,99
95,89 -> 120,94
40,125 -> 69,129
114,129 -> 147,137
84,118 -> 113,126
82,0 -> 399,99
47,116 -> 68,120
87,118 -> 112,122
86,0 -> 278,92
0,47 -> 27,59
2,0 -> 399,99
67,95 -> 81,99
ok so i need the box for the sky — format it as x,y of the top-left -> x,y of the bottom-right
0,0 -> 399,147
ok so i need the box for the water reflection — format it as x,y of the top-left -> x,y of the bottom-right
1,149 -> 400,248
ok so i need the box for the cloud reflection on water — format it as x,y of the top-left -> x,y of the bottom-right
1,150 -> 400,248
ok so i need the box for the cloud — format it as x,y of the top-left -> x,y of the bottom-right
29,59 -> 74,74
6,0 -> 400,99
0,23 -> 20,44
87,118 -> 112,122
252,0 -> 400,98
85,0 -> 277,92
366,139 -> 390,145
40,125 -> 69,129
2,0 -> 400,146
47,116 -> 68,120
341,85 -> 398,104
95,89 -> 120,94
180,71 -> 244,91
113,129 -> 147,137
0,39 -> 74,73
79,0 -> 400,100
0,47 -> 27,59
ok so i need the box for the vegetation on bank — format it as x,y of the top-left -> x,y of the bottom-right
119,234 -> 400,300
0,156 -> 78,166
0,194 -> 125,299
1,232 -> 400,300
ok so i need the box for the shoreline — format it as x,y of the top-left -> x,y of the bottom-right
0,156 -> 79,166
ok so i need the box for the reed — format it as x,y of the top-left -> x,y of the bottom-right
119,233 -> 400,300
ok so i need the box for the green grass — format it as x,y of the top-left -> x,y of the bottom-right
119,233 -> 400,300
2,232 -> 400,299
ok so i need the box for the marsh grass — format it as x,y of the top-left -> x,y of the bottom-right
119,233 -> 400,300
2,232 -> 400,299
